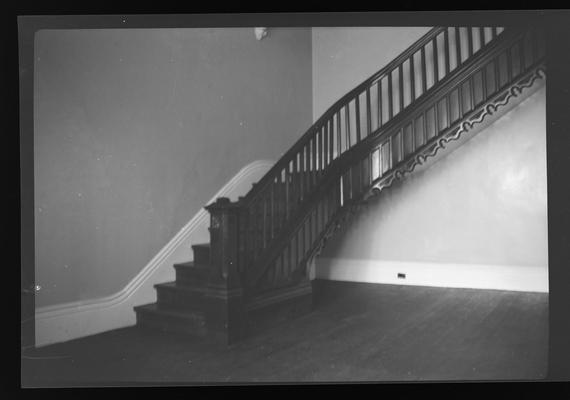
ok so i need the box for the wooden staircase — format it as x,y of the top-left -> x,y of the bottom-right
135,25 -> 546,344
135,245 -> 210,337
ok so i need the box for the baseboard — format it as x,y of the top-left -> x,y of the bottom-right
35,160 -> 274,348
315,257 -> 549,293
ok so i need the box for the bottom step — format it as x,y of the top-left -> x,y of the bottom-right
134,303 -> 207,337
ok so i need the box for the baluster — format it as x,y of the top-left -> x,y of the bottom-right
355,97 -> 361,142
262,195 -> 267,249
457,84 -> 463,119
467,26 -> 473,58
444,95 -> 450,131
296,153 -> 301,207
410,55 -> 416,101
411,116 -> 416,152
345,105 -> 351,149
398,64 -> 404,112
302,145 -> 307,197
434,101 -> 440,137
366,87 -> 372,136
388,71 -> 394,120
388,136 -> 393,171
481,67 -> 487,102
423,109 -> 428,144
444,28 -> 450,76
469,77 -> 475,112
433,36 -> 439,83
455,27 -> 462,67
400,131 -> 404,162
284,166 -> 290,220
290,158 -> 295,212
312,134 -> 317,187
336,112 -> 341,156
358,160 -> 363,196
293,153 -> 302,208
494,56 -> 500,90
421,46 -> 427,95
377,80 -> 383,127
322,122 -> 329,171
329,119 -> 334,164
272,179 -> 279,235
270,182 -> 275,239
478,26 -> 485,49
347,166 -> 353,201
321,125 -> 325,171
314,131 -> 318,181
367,151 -> 373,188
300,147 -> 305,202
492,27 -> 499,39
306,143 -> 312,194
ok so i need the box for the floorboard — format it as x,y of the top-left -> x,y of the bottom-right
21,280 -> 548,386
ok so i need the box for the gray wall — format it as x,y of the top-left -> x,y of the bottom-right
321,87 -> 548,269
34,28 -> 313,307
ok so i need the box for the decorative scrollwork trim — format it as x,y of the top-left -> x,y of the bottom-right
366,64 -> 546,200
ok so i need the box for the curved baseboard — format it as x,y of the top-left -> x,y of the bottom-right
35,159 -> 274,347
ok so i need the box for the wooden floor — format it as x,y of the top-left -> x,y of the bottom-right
22,280 -> 548,386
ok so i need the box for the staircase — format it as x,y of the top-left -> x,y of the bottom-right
135,25 -> 546,344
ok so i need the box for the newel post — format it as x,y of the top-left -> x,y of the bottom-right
203,197 -> 245,345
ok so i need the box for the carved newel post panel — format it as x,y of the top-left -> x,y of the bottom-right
204,197 -> 245,344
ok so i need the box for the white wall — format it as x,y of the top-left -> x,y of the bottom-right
317,87 -> 548,292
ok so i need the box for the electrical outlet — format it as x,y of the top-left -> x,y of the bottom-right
397,273 -> 406,279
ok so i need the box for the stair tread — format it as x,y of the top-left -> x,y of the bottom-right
154,281 -> 207,292
135,303 -> 205,320
173,261 -> 209,270
191,243 -> 210,249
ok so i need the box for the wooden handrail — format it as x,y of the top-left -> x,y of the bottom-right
241,27 -> 446,206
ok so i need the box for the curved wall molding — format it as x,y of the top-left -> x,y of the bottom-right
35,159 -> 274,347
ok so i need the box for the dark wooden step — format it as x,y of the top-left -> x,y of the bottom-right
134,303 -> 207,336
173,261 -> 209,286
155,282 -> 207,311
192,243 -> 210,265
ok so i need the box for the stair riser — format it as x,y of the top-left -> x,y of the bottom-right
156,289 -> 207,312
136,312 -> 207,336
192,246 -> 210,265
175,269 -> 209,286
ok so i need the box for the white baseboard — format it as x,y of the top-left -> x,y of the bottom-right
315,257 -> 549,293
35,160 -> 274,348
